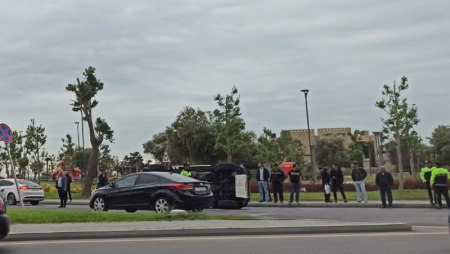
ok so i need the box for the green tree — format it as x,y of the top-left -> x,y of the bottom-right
66,67 -> 114,196
315,135 -> 349,167
60,134 -> 76,170
212,86 -> 246,162
347,130 -> 366,166
376,76 -> 419,189
99,144 -> 114,171
256,128 -> 280,164
168,107 -> 217,164
143,132 -> 169,163
24,119 -> 47,182
430,125 -> 450,165
0,145 -> 9,176
277,130 -> 305,163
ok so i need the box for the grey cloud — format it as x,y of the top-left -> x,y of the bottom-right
1,0 -> 449,158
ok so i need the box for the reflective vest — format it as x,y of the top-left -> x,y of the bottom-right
430,168 -> 450,187
420,167 -> 436,183
181,170 -> 191,177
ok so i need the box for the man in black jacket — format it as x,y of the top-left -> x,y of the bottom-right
256,163 -> 270,202
330,165 -> 347,203
270,163 -> 286,203
288,164 -> 301,205
376,166 -> 394,208
351,162 -> 368,203
321,165 -> 332,203
64,171 -> 73,202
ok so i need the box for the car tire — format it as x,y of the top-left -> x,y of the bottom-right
154,197 -> 172,214
237,198 -> 247,209
30,201 -> 39,206
125,209 -> 137,213
93,196 -> 108,212
7,193 -> 17,206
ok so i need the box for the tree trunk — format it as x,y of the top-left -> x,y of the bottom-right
396,137 -> 404,190
81,144 -> 99,196
409,147 -> 415,181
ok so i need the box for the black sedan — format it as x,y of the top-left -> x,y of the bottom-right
0,191 -> 10,240
89,172 -> 213,213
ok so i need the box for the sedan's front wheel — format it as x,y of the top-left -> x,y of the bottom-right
154,197 -> 172,214
93,196 -> 108,212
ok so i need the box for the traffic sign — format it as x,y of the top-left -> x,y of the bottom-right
163,151 -> 171,163
0,123 -> 13,143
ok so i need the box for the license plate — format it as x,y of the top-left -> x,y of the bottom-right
195,187 -> 206,191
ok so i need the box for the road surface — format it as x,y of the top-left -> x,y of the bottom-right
0,227 -> 448,254
9,204 -> 449,227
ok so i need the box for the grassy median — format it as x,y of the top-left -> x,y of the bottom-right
8,210 -> 253,224
45,189 -> 429,201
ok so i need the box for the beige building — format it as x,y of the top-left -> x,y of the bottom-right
288,127 -> 377,169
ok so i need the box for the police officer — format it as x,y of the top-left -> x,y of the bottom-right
269,163 -> 286,203
420,161 -> 436,205
181,163 -> 191,177
430,162 -> 450,209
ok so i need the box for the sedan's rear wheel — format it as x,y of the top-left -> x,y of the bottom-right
125,209 -> 137,213
154,197 -> 171,213
30,201 -> 40,206
93,196 -> 108,212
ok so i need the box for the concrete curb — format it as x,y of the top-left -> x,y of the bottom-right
40,200 -> 434,209
4,223 -> 412,242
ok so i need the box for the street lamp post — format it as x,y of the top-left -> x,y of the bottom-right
373,132 -> 383,171
301,89 -> 316,183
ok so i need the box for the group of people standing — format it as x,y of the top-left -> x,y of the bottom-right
55,170 -> 73,208
256,163 -> 302,205
420,161 -> 450,209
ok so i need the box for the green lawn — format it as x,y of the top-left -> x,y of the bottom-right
8,209 -> 253,224
251,189 -> 429,201
45,189 -> 429,201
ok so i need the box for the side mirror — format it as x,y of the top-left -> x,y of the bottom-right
110,182 -> 114,188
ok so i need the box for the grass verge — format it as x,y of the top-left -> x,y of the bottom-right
250,189 -> 430,201
8,209 -> 253,224
45,192 -> 84,200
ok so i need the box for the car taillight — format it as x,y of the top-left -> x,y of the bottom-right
41,186 -> 45,190
19,186 -> 28,190
169,184 -> 194,191
0,198 -> 4,211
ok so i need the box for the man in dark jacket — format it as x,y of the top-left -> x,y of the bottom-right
376,166 -> 394,208
55,171 -> 68,208
65,171 -> 73,202
351,162 -> 368,203
330,165 -> 347,203
256,163 -> 270,202
321,165 -> 332,203
288,164 -> 301,205
270,163 -> 286,203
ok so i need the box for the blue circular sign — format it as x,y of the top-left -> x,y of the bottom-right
0,123 -> 14,143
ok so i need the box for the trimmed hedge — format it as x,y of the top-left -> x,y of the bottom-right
249,178 -> 440,193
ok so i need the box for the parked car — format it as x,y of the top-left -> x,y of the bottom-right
89,172 -> 213,213
144,163 -> 251,209
0,179 -> 45,206
0,191 -> 10,240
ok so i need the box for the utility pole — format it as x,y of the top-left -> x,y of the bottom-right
301,89 -> 316,183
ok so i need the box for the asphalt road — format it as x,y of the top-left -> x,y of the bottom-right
9,204 -> 449,227
0,228 -> 448,254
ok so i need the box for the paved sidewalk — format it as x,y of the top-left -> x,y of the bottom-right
5,219 -> 412,241
41,199 -> 434,208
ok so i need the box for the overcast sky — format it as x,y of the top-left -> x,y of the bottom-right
1,0 -> 449,159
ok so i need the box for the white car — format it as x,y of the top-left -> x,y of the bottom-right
0,179 -> 45,206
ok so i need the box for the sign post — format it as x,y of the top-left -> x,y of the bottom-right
162,150 -> 171,166
0,123 -> 25,209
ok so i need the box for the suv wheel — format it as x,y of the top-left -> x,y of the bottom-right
30,201 -> 39,206
7,194 -> 16,206
154,197 -> 171,213
93,196 -> 108,212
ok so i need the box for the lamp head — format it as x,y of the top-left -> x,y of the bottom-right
300,89 -> 309,94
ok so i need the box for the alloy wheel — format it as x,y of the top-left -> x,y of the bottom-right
93,197 -> 106,211
155,198 -> 170,213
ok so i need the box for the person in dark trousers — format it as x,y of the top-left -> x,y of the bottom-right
330,165 -> 347,203
420,161 -> 436,205
375,166 -> 394,208
431,162 -> 450,209
321,165 -> 332,203
65,171 -> 73,202
55,171 -> 67,208
288,164 -> 301,205
256,163 -> 271,202
269,163 -> 286,203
